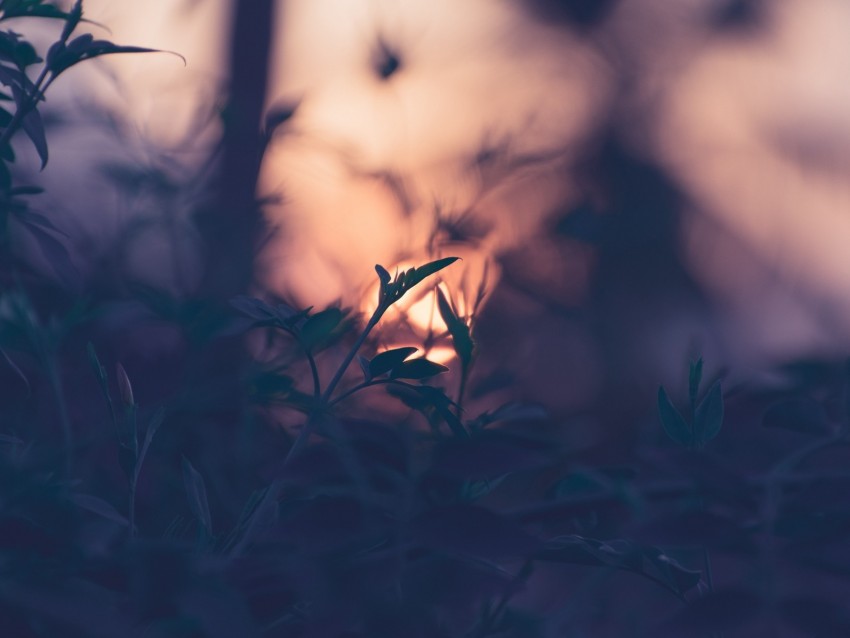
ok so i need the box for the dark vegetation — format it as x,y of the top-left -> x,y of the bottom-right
1,1 -> 850,636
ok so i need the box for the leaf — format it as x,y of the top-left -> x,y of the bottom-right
9,82 -> 47,167
72,493 -> 129,527
181,456 -> 212,537
229,295 -> 277,321
688,357 -> 703,408
300,307 -> 344,350
536,535 -> 702,597
0,3 -> 70,21
369,346 -> 418,377
228,481 -> 280,556
375,264 -> 391,285
405,256 -> 459,290
48,33 -> 186,77
693,380 -> 723,445
658,386 -> 691,447
357,354 -> 371,382
0,346 -> 29,396
436,287 -> 474,366
22,219 -> 80,288
115,362 -> 135,407
390,357 -> 449,380
13,210 -> 66,237
60,0 -> 83,40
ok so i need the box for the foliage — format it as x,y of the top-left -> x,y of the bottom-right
0,3 -> 848,637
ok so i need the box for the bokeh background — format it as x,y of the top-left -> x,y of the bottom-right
13,0 -> 850,423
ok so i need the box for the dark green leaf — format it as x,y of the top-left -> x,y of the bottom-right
60,0 -> 83,40
182,455 -> 212,536
48,34 -> 184,76
390,357 -> 449,380
536,535 -> 701,597
357,354 -> 371,382
0,346 -> 29,395
369,346 -> 418,377
300,307 -> 344,350
658,386 -> 691,447
229,295 -> 276,321
405,256 -> 459,289
22,219 -> 80,288
688,357 -> 703,408
72,493 -> 129,527
436,286 -> 474,365
19,97 -> 47,167
693,380 -> 723,445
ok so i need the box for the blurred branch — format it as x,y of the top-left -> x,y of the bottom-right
198,0 -> 274,299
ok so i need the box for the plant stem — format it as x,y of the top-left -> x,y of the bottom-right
321,307 -> 384,403
281,304 -> 386,467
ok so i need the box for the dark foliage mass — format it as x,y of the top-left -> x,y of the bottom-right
1,2 -> 850,637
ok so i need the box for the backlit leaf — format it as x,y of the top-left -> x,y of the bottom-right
369,346 -> 418,377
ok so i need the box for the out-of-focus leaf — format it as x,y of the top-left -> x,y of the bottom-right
0,2 -> 69,21
7,82 -> 46,166
369,346 -> 418,377
658,386 -> 691,447
48,33 -> 184,76
536,535 -> 701,597
470,402 -> 548,429
688,357 -> 703,407
300,307 -> 344,351
72,493 -> 129,527
182,456 -> 212,537
21,219 -> 80,288
0,346 -> 29,395
436,287 -> 474,366
229,295 -> 277,321
389,357 -> 448,380
357,354 -> 371,382
693,381 -> 723,445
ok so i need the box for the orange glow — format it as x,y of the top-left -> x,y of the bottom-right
360,243 -> 499,365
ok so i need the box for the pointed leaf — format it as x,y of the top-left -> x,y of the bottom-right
688,357 -> 703,408
182,456 -> 212,536
229,295 -> 277,321
300,307 -> 344,350
694,381 -> 724,445
0,347 -> 29,396
390,357 -> 449,380
405,256 -> 459,289
357,355 -> 371,382
369,346 -> 418,377
436,287 -> 474,365
658,386 -> 691,447
23,220 -> 80,288
72,493 -> 129,527
375,264 -> 391,285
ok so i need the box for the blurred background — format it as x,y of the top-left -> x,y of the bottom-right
12,0 -> 850,425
